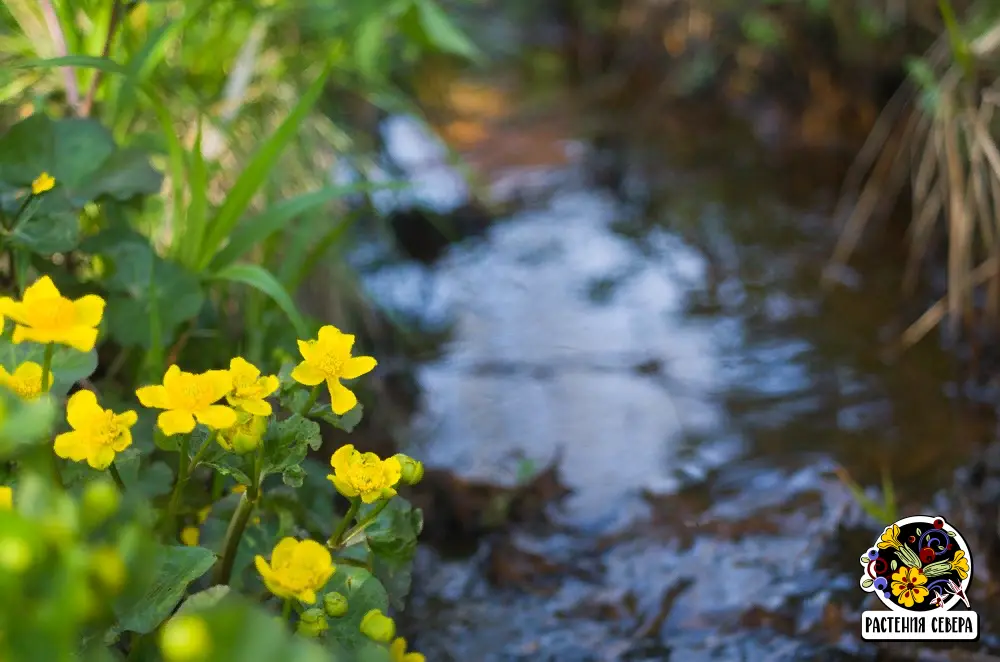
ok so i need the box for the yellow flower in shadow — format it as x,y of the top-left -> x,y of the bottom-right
877,524 -> 902,549
291,325 -> 377,415
950,550 -> 970,580
136,365 -> 236,436
226,357 -> 279,416
31,172 -> 55,195
2,276 -> 105,351
0,486 -> 12,510
53,390 -> 137,470
891,565 -> 929,608
390,637 -> 426,662
254,537 -> 334,604
0,361 -> 52,400
327,444 -> 402,504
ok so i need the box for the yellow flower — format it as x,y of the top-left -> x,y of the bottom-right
877,524 -> 902,549
53,390 -> 137,470
291,325 -> 377,415
950,550 -> 970,580
0,487 -> 11,510
31,172 -> 55,195
180,527 -> 200,547
390,637 -> 426,662
254,537 -> 335,604
3,276 -> 105,351
226,357 -> 279,416
0,361 -> 53,400
217,410 -> 267,454
135,365 -> 237,436
327,444 -> 402,504
891,565 -> 929,608
89,546 -> 126,594
231,484 -> 246,494
160,614 -> 211,662
359,609 -> 395,643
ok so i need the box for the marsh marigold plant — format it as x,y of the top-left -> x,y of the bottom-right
328,444 -> 402,504
291,325 -> 376,415
1,275 -> 105,351
136,365 -> 237,436
255,537 -> 335,604
54,390 -> 137,470
226,357 -> 279,416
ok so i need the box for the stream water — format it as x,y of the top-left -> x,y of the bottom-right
350,75 -> 1000,660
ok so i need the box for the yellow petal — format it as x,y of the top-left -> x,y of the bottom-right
229,356 -> 259,381
193,405 -> 237,430
88,445 -> 117,470
3,302 -> 26,325
270,538 -> 300,567
360,489 -> 382,504
259,374 -> 280,397
317,325 -> 348,345
290,362 -> 325,386
327,380 -> 357,415
13,362 -> 42,383
329,474 -> 359,498
73,295 -> 105,327
382,457 -> 402,486
201,370 -> 233,401
53,431 -> 88,462
236,397 -> 272,416
22,276 -> 60,304
136,384 -> 171,409
254,555 -> 273,581
341,356 -> 377,380
297,339 -> 319,363
116,410 -> 139,428
330,445 -> 355,475
297,589 -> 317,605
61,325 -> 99,352
158,410 -> 196,436
66,390 -> 104,430
112,428 -> 133,452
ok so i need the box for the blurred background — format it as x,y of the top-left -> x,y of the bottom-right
7,0 -> 1000,659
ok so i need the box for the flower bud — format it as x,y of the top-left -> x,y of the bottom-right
359,609 -> 395,643
89,546 -> 126,594
82,480 -> 119,527
393,454 -> 424,486
160,614 -> 211,662
218,412 -> 267,454
0,534 -> 32,574
323,592 -> 348,618
297,608 -> 328,638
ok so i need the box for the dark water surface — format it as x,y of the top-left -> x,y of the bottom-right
351,74 -> 999,660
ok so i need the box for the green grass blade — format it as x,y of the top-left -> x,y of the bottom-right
145,91 -> 188,256
209,263 -> 310,338
196,56 -> 337,271
285,212 -> 359,291
16,55 -> 130,75
183,115 -> 209,267
207,183 -> 391,274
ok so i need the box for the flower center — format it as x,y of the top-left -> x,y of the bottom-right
177,377 -> 209,409
30,297 -> 75,330
348,457 -> 384,492
232,374 -> 260,398
316,352 -> 343,378
93,412 -> 123,447
12,376 -> 41,399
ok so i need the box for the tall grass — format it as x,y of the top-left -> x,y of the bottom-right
827,1 -> 1000,350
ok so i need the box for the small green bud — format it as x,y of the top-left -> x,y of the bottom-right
297,608 -> 328,637
394,454 -> 424,486
0,534 -> 32,574
82,479 -> 120,527
323,592 -> 348,618
160,614 -> 211,662
359,609 -> 395,643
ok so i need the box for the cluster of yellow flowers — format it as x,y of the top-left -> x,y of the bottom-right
0,263 -> 424,658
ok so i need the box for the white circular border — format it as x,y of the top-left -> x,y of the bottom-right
862,515 -> 973,612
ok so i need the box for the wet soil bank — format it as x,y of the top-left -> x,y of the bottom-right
326,6 -> 1000,661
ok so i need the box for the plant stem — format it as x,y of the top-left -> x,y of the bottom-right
213,491 -> 255,585
109,462 -> 126,492
336,499 -> 391,547
79,0 -> 125,117
40,345 -> 54,396
298,385 -> 320,417
282,598 -> 292,623
327,498 -> 360,548
162,433 -> 191,537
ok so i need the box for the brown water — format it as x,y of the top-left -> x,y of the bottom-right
350,74 -> 1000,660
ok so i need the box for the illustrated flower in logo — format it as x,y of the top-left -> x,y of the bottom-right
891,566 -> 929,608
859,515 -> 974,614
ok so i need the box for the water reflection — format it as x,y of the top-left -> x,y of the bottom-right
356,78 -> 996,660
